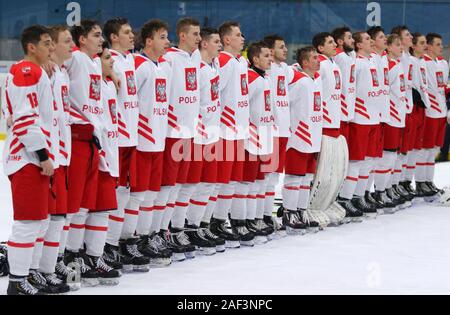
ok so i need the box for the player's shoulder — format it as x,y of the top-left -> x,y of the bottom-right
289,70 -> 308,85
318,54 -> 329,63
247,68 -> 261,85
134,54 -> 149,70
10,60 -> 43,87
388,58 -> 398,70
423,54 -> 433,62
218,51 -> 234,68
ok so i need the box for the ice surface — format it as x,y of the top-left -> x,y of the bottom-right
1,140 -> 450,295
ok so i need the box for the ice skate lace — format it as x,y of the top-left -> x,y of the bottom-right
396,185 -> 409,196
126,244 -> 144,258
30,270 -> 47,286
74,256 -> 91,273
153,235 -> 169,250
96,256 -> 114,272
174,231 -> 191,246
20,279 -> 39,295
256,219 -> 269,230
56,260 -> 73,276
236,225 -> 250,236
44,273 -> 63,285
201,228 -> 218,240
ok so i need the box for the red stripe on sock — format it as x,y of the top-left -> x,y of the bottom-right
167,203 -> 175,208
233,194 -> 247,199
359,176 -> 369,180
153,205 -> 165,211
218,195 -> 233,200
175,202 -> 189,207
7,241 -> 34,248
346,176 -> 358,182
63,226 -> 70,231
209,197 -> 218,202
139,206 -> 154,212
256,195 -> 266,199
190,199 -> 208,206
299,186 -> 310,190
35,238 -> 44,243
85,225 -> 108,232
125,209 -> 139,216
43,241 -> 60,247
284,186 -> 299,191
265,192 -> 276,197
108,215 -> 124,223
70,224 -> 86,230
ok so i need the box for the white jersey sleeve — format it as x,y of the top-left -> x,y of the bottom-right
424,55 -> 449,118
334,49 -> 356,122
318,54 -> 341,129
387,58 -> 407,128
410,56 -> 431,109
267,62 -> 291,138
400,51 -> 414,114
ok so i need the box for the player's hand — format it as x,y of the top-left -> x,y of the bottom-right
42,62 -> 56,77
40,160 -> 54,177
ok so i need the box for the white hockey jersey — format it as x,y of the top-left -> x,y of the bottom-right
51,65 -> 71,167
318,54 -> 341,129
287,71 -> 323,154
218,51 -> 250,140
371,51 -> 390,123
387,58 -> 407,128
99,79 -> 119,178
64,49 -> 103,139
399,51 -> 414,114
424,55 -> 449,119
410,56 -> 431,109
3,60 -> 54,176
334,49 -> 356,122
195,60 -> 221,145
352,54 -> 383,125
266,62 -> 294,137
134,54 -> 169,152
163,47 -> 201,139
245,68 -> 275,156
109,49 -> 139,147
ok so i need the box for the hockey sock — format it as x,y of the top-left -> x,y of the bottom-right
136,191 -> 158,236
187,183 -> 215,227
297,174 -> 313,210
30,218 -> 50,270
264,172 -> 279,217
58,214 -> 73,257
171,184 -> 197,229
213,182 -> 236,221
282,175 -> 303,210
121,191 -> 146,239
367,170 -> 375,193
256,177 -> 268,219
66,208 -> 88,252
415,149 -> 429,182
84,212 -> 109,257
405,150 -> 418,181
425,148 -> 439,182
202,185 -> 220,224
160,184 -> 181,231
230,182 -> 250,221
354,159 -> 371,197
392,155 -> 405,186
374,151 -> 397,192
339,161 -> 363,200
8,220 -> 41,277
151,186 -> 171,233
39,215 -> 65,274
105,186 -> 129,247
246,182 -> 259,221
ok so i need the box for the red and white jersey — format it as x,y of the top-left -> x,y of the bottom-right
195,60 -> 221,145
64,49 -> 103,139
371,52 -> 390,123
218,51 -> 250,141
424,55 -> 449,119
246,68 -> 275,156
163,47 -> 201,139
399,51 -> 414,114
99,79 -> 119,177
352,54 -> 382,125
51,65 -> 71,167
287,71 -> 323,154
3,60 -> 55,176
318,54 -> 341,129
134,54 -> 169,152
109,49 -> 139,147
334,49 -> 356,122
267,62 -> 294,137
410,56 -> 430,109
387,58 -> 407,128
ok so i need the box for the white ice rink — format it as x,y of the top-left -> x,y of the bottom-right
0,140 -> 450,295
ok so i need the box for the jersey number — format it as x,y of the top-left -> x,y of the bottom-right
27,92 -> 38,109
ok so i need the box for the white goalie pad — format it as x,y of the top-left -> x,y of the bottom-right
309,135 -> 349,211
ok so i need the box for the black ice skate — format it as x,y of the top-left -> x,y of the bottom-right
393,184 -> 413,203
256,218 -> 275,240
7,276 -> 42,296
230,219 -> 255,246
28,269 -> 69,295
158,230 -> 187,262
386,187 -> 405,210
184,225 -> 216,256
119,239 -> 150,273
102,243 -> 124,271
200,222 -> 226,253
264,215 -> 287,238
298,209 -> 320,233
399,181 -> 417,200
282,210 -> 307,235
373,191 -> 396,214
83,253 -> 121,286
209,218 -> 241,249
351,196 -> 377,219
415,182 -> 435,200
426,182 -> 443,201
41,273 -> 71,294
169,228 -> 197,259
365,191 -> 382,214
64,250 -> 99,287
337,197 -> 364,223
246,219 -> 269,245
55,256 -> 81,291
138,234 -> 172,267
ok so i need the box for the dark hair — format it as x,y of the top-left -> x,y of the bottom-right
331,26 -> 351,44
367,26 -> 385,40
219,21 -> 240,41
71,19 -> 101,48
426,32 -> 442,45
104,17 -> 129,45
391,25 -> 409,37
296,46 -> 316,68
410,32 -> 425,54
353,31 -> 366,52
387,34 -> 401,46
141,19 -> 169,45
263,34 -> 285,49
49,25 -> 70,43
21,25 -> 50,54
176,17 -> 200,38
247,41 -> 270,66
312,32 -> 333,52
199,27 -> 219,49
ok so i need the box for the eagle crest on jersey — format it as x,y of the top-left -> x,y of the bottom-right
210,76 -> 219,101
155,78 -> 167,103
108,99 -> 117,124
400,74 -> 406,92
185,68 -> 198,91
314,92 -> 322,112
240,74 -> 248,95
436,71 -> 445,88
264,90 -> 271,111
61,85 -> 70,113
125,71 -> 137,95
350,64 -> 356,83
89,74 -> 101,101
370,69 -> 379,87
420,67 -> 427,85
333,70 -> 341,90
277,76 -> 286,96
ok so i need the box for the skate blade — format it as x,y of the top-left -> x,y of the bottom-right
196,247 -> 216,256
254,236 -> 268,245
364,213 -> 378,219
383,208 -> 396,215
424,195 -> 439,203
377,209 -> 385,215
240,240 -> 255,247
343,217 -> 353,224
307,227 -> 320,233
225,240 -> 241,249
286,227 -> 306,235
351,217 -> 364,223
171,253 -> 186,262
81,278 -> 100,287
185,251 -> 196,259
149,258 -> 172,268
216,245 -> 226,253
68,282 -> 81,291
133,265 -> 150,273
99,278 -> 120,286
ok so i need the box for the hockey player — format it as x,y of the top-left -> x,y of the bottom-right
282,46 -> 323,234
126,19 -> 173,265
372,34 -> 407,214
184,27 -> 226,254
420,33 -> 449,196
263,34 -> 294,234
103,18 -> 150,272
4,25 -> 56,295
210,21 -> 251,247
337,31 -> 383,219
62,20 -> 105,286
